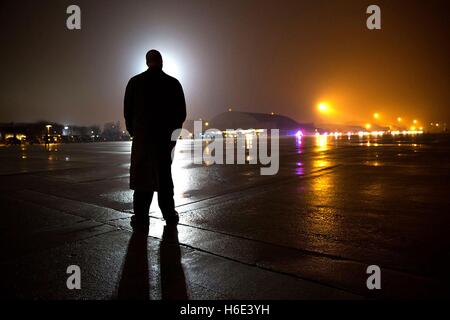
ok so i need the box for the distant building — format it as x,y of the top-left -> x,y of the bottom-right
0,122 -> 62,144
102,121 -> 129,141
207,111 -> 315,135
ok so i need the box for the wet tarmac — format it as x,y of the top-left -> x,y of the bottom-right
1,134 -> 449,299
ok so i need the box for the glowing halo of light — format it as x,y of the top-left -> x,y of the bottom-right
162,55 -> 182,79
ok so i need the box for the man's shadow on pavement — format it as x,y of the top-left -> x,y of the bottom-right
117,224 -> 187,300
116,229 -> 149,299
160,225 -> 188,300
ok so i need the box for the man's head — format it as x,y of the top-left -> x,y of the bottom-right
146,50 -> 163,69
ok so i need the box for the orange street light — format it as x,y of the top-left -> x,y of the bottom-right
317,102 -> 332,115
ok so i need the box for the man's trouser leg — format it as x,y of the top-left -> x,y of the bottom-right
158,187 -> 176,219
157,150 -> 176,219
133,190 -> 153,224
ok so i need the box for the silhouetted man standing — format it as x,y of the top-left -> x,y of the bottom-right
124,50 -> 186,229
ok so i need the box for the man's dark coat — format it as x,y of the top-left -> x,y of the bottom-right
124,68 -> 186,191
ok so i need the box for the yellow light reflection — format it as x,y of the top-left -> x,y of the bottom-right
308,164 -> 338,236
314,158 -> 330,168
315,133 -> 329,152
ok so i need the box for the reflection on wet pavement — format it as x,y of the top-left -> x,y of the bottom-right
1,134 -> 450,298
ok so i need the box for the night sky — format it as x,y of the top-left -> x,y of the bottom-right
1,0 -> 449,126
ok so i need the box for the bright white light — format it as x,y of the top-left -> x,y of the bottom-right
163,55 -> 181,79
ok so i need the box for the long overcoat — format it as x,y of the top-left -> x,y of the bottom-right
124,68 -> 186,191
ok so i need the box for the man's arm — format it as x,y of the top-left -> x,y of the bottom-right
174,80 -> 187,129
124,79 -> 134,137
